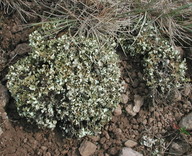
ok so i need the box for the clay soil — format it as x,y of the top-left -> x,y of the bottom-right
0,9 -> 192,156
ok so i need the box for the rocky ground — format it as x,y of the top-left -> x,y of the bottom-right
0,9 -> 192,156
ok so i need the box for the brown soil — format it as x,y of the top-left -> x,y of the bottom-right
0,9 -> 192,156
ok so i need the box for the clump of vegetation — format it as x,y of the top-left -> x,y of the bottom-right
0,0 -> 38,22
121,23 -> 187,103
128,0 -> 192,45
6,24 -> 122,138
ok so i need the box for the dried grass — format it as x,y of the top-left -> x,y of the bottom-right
128,0 -> 192,45
0,0 -> 37,22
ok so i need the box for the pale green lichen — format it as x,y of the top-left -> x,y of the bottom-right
6,24 -> 121,138
121,23 -> 187,99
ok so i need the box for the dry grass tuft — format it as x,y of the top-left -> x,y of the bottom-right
0,0 -> 38,22
29,0 -> 132,42
128,0 -> 192,45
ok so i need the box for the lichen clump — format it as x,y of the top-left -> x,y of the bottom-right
122,23 -> 187,98
6,26 -> 121,138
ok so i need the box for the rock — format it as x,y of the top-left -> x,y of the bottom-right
103,131 -> 110,139
108,147 -> 119,155
124,140 -> 138,148
174,90 -> 182,101
88,135 -> 100,142
126,105 -> 136,116
114,105 -> 122,116
41,146 -> 48,151
119,148 -> 143,156
121,94 -> 129,104
179,112 -> 192,130
175,46 -> 184,58
133,95 -> 144,113
79,141 -> 97,156
10,43 -> 31,57
184,84 -> 191,96
169,140 -> 190,155
123,82 -> 129,91
132,79 -> 139,88
0,84 -> 9,108
45,152 -> 51,156
0,127 -> 3,136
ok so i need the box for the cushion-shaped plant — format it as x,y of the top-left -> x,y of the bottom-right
6,24 -> 121,138
121,23 -> 187,100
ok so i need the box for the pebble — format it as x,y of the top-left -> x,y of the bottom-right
143,119 -> 147,125
132,79 -> 139,88
121,94 -> 129,104
79,141 -> 97,156
133,95 -> 144,113
124,140 -> 138,148
179,112 -> 192,130
0,84 -> 9,108
174,90 -> 182,101
119,148 -> 143,156
103,131 -> 110,140
123,82 -> 129,91
88,135 -> 100,142
114,105 -> 122,116
41,146 -> 48,151
184,84 -> 191,96
125,78 -> 130,83
157,122 -> 162,128
45,152 -> 51,156
108,147 -> 118,155
126,105 -> 136,116
0,127 -> 3,136
10,43 -> 31,57
169,140 -> 190,155
23,138 -> 28,143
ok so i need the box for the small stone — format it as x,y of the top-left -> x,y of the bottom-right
0,127 -> 3,136
132,79 -> 139,88
174,90 -> 182,101
158,122 -> 162,128
88,135 -> 100,142
133,95 -> 144,113
79,141 -> 97,156
114,105 -> 122,116
169,140 -> 190,155
45,152 -> 51,156
123,82 -> 129,92
149,118 -> 154,123
143,119 -> 147,125
108,147 -> 118,155
61,150 -> 68,155
119,148 -> 143,156
124,140 -> 138,148
121,94 -> 129,104
175,46 -> 184,58
11,43 -> 31,56
0,84 -> 9,108
179,112 -> 192,130
32,140 -> 38,149
41,146 -> 48,151
125,78 -> 130,83
184,84 -> 191,96
100,137 -> 106,144
23,138 -> 28,143
103,131 -> 110,140
126,105 -> 136,116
